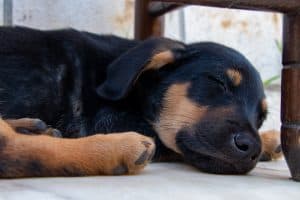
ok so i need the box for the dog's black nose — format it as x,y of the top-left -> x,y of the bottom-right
233,133 -> 260,161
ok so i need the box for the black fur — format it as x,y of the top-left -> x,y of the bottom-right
0,26 -> 267,174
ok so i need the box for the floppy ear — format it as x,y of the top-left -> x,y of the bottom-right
96,38 -> 185,101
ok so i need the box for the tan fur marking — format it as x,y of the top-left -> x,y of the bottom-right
260,130 -> 282,160
154,83 -> 207,154
226,69 -> 242,86
0,118 -> 155,177
132,51 -> 175,86
0,119 -> 16,136
145,51 -> 174,70
261,98 -> 268,113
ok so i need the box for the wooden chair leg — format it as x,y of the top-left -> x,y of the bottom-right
134,0 -> 164,40
281,13 -> 300,182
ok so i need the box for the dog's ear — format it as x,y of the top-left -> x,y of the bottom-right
96,38 -> 185,101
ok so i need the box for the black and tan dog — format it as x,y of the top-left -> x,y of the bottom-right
0,26 -> 281,178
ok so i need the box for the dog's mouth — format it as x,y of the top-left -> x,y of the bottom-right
176,132 -> 258,174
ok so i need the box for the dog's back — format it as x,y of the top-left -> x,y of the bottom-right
0,26 -> 137,137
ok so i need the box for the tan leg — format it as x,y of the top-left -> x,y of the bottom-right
0,119 -> 155,178
260,130 -> 283,161
5,118 -> 62,137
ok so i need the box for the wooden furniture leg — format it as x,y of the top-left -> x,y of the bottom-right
281,13 -> 300,182
134,0 -> 165,40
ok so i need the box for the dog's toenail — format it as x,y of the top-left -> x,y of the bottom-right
35,120 -> 47,131
141,141 -> 152,148
52,129 -> 62,137
275,145 -> 282,153
259,152 -> 272,161
148,149 -> 155,161
135,150 -> 148,165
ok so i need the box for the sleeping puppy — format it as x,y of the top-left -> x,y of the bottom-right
0,26 -> 281,178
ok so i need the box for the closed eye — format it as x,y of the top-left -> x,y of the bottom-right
207,75 -> 228,91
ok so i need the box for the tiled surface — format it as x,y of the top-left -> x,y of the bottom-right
0,160 -> 299,200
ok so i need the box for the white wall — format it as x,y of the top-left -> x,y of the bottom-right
0,0 -> 3,23
1,0 -> 282,83
11,0 -> 133,37
166,7 -> 282,84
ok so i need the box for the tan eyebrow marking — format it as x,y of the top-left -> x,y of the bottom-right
226,69 -> 242,86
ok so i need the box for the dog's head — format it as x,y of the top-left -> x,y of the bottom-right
97,38 -> 267,174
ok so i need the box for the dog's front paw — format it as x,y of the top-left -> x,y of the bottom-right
109,132 -> 155,175
5,118 -> 62,137
260,130 -> 282,161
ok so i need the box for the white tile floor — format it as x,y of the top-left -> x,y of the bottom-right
1,88 -> 299,200
0,161 -> 299,200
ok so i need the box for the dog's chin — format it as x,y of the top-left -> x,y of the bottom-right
178,142 -> 257,174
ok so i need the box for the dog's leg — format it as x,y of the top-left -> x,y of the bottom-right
4,118 -> 62,137
259,130 -> 282,161
0,119 -> 155,178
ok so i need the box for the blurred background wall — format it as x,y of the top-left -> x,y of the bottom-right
0,0 -> 282,130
